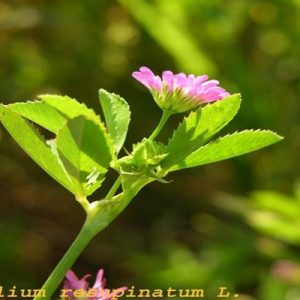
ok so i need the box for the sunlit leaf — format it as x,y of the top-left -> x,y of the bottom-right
56,115 -> 114,197
169,130 -> 283,171
6,94 -> 100,134
40,94 -> 99,121
162,94 -> 241,170
0,105 -> 74,193
99,89 -> 131,154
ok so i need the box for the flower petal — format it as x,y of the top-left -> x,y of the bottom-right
132,67 -> 230,113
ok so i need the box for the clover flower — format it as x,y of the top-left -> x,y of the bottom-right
132,66 -> 230,113
62,269 -> 126,300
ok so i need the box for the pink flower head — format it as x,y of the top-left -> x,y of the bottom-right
62,269 -> 127,300
132,67 -> 230,113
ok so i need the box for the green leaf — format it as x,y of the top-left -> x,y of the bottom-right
56,115 -> 114,197
1,95 -> 114,197
6,101 -> 66,133
99,89 -> 131,154
40,94 -> 99,121
0,105 -> 74,193
162,94 -> 241,170
169,130 -> 283,171
6,94 -> 100,134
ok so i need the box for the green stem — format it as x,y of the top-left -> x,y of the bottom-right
105,176 -> 121,200
104,110 -> 172,202
33,177 -> 151,300
33,112 -> 172,300
149,110 -> 172,140
75,195 -> 90,212
34,218 -> 97,300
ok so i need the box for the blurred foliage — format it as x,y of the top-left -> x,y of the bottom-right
0,0 -> 299,299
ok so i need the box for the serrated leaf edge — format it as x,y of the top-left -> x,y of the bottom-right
0,105 -> 75,193
39,94 -> 101,122
55,114 -> 115,196
166,94 -> 242,148
168,129 -> 283,171
99,89 -> 131,154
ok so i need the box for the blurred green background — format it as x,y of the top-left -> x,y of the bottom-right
0,0 -> 300,299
